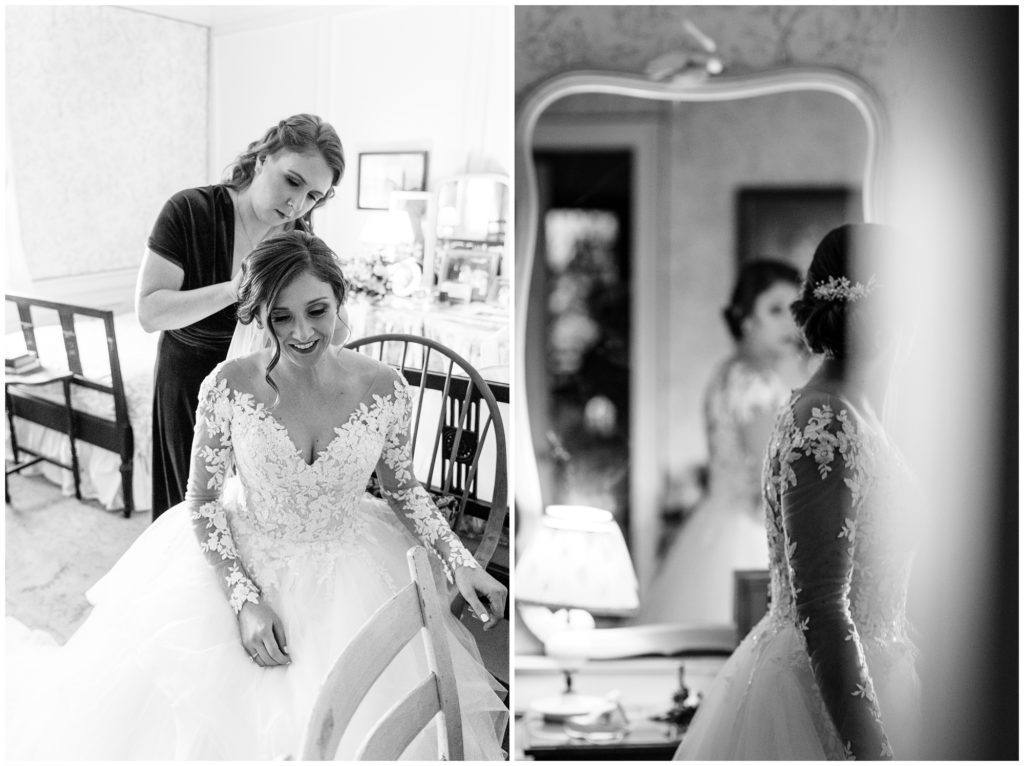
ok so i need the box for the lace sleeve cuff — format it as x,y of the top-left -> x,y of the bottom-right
379,485 -> 479,581
225,564 -> 261,613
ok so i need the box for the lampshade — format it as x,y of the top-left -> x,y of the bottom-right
516,505 -> 639,616
437,205 -> 459,237
359,210 -> 415,246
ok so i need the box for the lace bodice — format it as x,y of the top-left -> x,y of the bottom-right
760,389 -> 917,759
184,360 -> 478,613
704,356 -> 791,512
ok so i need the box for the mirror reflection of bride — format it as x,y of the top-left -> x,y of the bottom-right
517,77 -> 878,620
639,259 -> 809,626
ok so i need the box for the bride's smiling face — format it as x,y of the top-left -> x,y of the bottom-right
265,270 -> 338,367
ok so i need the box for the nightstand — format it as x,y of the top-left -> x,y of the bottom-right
5,366 -> 80,502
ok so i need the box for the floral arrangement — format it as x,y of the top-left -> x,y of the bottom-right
339,249 -> 393,300
340,245 -> 425,301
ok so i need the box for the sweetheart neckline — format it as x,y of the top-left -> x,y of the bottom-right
239,392 -> 392,468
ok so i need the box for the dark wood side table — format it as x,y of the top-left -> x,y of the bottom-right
5,367 -> 80,502
515,654 -> 730,761
518,713 -> 684,760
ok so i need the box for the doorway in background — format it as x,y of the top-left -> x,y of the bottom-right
533,149 -> 632,545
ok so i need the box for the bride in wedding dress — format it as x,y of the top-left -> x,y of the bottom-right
640,259 -> 807,627
6,231 -> 508,760
676,224 -> 921,760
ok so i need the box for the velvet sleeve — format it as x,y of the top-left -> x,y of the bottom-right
147,190 -> 193,270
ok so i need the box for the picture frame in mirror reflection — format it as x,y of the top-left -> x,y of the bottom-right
357,151 -> 428,210
438,248 -> 500,302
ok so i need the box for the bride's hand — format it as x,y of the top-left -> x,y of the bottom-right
454,566 -> 507,631
237,601 -> 291,667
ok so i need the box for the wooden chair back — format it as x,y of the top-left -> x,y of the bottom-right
345,333 -> 508,571
300,546 -> 464,761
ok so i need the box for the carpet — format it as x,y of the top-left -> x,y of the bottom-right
5,473 -> 148,643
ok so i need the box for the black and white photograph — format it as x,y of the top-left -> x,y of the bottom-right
512,4 -> 1017,761
3,2 -> 1019,764
5,4 -> 511,760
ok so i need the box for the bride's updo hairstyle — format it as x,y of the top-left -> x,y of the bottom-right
722,258 -> 803,341
236,230 -> 347,402
791,223 -> 895,360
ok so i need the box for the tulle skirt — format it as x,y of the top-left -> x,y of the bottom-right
6,496 -> 507,760
639,496 -> 769,626
674,615 -> 921,760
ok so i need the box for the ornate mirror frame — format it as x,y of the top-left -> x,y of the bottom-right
514,68 -> 888,586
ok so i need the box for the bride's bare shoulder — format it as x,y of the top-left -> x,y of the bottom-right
217,352 -> 270,394
334,348 -> 401,395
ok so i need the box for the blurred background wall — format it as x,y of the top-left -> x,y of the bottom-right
6,6 -> 207,307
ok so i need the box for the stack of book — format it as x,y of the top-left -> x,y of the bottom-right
5,352 -> 42,375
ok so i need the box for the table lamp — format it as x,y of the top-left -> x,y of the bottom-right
517,505 -> 639,719
359,210 -> 416,257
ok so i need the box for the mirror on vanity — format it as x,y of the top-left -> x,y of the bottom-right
514,68 -> 887,623
434,173 -> 509,305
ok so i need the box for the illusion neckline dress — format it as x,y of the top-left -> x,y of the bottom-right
639,356 -> 791,626
7,359 -> 506,760
674,387 -> 921,760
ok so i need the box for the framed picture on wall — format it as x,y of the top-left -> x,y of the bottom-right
357,151 -> 428,210
736,186 -> 862,272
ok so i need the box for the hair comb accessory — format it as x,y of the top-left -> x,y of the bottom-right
812,275 -> 879,302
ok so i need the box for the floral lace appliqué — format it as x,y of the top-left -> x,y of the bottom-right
756,390 -> 914,760
184,365 -> 479,612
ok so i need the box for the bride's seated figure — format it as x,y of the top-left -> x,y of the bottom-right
6,230 -> 508,760
639,259 -> 808,627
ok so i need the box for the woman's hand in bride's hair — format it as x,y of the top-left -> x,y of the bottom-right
228,266 -> 244,302
454,566 -> 507,632
237,601 -> 291,667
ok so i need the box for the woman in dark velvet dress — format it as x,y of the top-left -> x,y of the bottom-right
136,114 -> 345,519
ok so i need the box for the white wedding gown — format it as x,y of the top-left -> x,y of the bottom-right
675,388 -> 921,759
640,356 -> 790,625
6,345 -> 506,760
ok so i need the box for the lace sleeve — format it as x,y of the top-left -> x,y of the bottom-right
782,399 -> 892,760
183,367 -> 261,614
374,373 -> 479,581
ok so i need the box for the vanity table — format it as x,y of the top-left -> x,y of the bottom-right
514,654 -> 727,760
346,297 -> 509,383
344,172 -> 510,383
